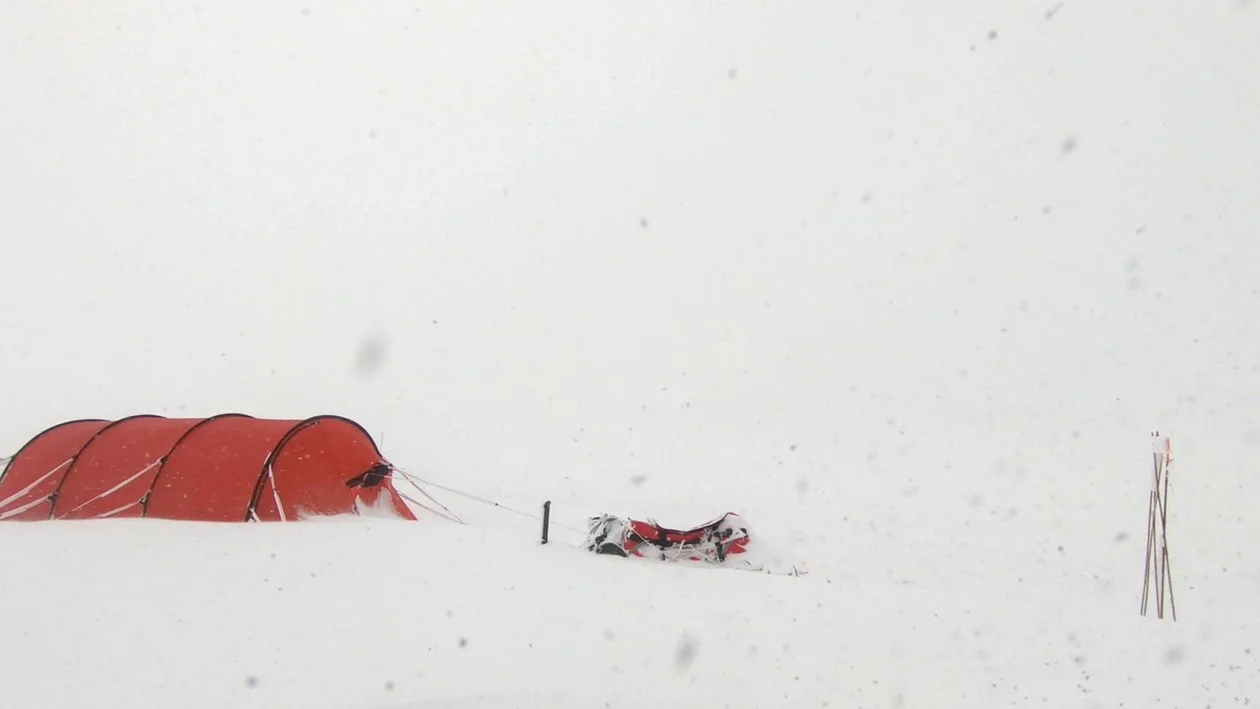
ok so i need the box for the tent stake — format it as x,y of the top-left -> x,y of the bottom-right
541,500 -> 551,544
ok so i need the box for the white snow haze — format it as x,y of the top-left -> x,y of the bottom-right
2,2 -> 1258,707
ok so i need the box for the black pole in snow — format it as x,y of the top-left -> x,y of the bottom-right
541,500 -> 551,544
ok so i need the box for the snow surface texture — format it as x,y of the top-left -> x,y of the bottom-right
2,1 -> 1259,707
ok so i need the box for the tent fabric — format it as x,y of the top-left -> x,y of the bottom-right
0,419 -> 111,520
146,415 -> 301,522
0,414 -> 416,523
52,415 -> 202,520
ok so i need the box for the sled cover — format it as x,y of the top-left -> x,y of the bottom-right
583,512 -> 751,564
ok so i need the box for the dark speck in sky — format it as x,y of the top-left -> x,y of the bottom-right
355,334 -> 387,376
676,635 -> 697,668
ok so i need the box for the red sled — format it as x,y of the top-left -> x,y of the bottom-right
583,512 -> 751,564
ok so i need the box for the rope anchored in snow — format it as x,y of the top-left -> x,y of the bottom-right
388,466 -> 584,538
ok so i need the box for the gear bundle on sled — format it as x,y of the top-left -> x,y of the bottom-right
583,512 -> 751,565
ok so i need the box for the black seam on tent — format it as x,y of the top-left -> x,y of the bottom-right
244,415 -> 385,522
46,414 -> 164,519
140,413 -> 255,517
0,418 -> 109,492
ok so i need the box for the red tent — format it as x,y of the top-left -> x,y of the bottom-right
0,414 -> 416,522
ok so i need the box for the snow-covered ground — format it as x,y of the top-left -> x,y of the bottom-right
0,486 -> 1255,709
2,2 -> 1259,707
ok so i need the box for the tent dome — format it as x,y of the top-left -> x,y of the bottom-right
0,414 -> 415,522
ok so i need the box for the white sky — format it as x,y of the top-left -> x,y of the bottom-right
1,2 -> 1257,579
